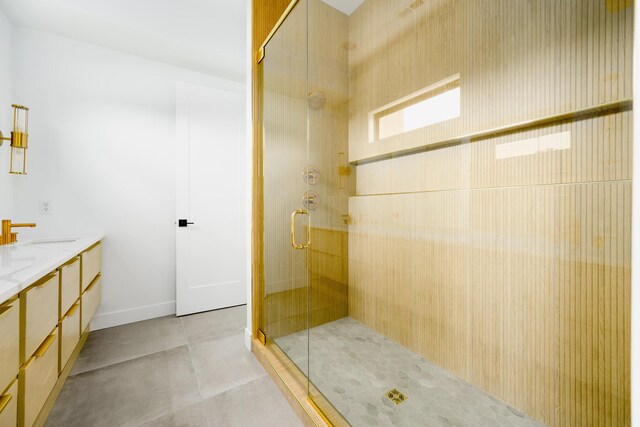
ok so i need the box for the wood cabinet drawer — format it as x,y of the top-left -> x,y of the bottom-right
21,273 -> 59,364
0,379 -> 18,427
0,301 -> 19,395
81,242 -> 102,292
59,257 -> 80,319
59,302 -> 80,373
81,276 -> 102,332
19,332 -> 58,427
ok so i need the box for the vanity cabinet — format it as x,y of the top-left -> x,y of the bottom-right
59,302 -> 80,373
58,258 -> 80,319
0,380 -> 18,427
81,242 -> 101,292
81,276 -> 102,332
0,301 -> 19,393
20,273 -> 59,364
19,332 -> 58,427
0,239 -> 102,427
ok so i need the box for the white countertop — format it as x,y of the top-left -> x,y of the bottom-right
0,234 -> 104,304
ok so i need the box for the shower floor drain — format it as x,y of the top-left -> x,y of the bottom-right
386,388 -> 407,405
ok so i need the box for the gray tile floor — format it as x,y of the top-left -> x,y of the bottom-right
277,317 -> 545,427
46,305 -> 303,427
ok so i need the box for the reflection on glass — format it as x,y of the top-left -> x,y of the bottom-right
495,130 -> 571,160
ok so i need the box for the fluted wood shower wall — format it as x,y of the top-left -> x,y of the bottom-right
347,1 -> 633,426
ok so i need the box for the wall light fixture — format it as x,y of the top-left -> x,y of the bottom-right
0,104 -> 29,174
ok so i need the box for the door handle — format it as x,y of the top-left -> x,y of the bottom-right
290,209 -> 310,249
178,219 -> 195,227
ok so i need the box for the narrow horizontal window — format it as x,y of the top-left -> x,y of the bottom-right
369,75 -> 460,143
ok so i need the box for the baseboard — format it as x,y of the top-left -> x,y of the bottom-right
244,327 -> 252,351
90,301 -> 176,330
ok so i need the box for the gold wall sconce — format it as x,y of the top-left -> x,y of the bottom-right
0,104 -> 29,175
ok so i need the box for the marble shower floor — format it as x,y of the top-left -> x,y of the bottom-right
276,317 -> 544,427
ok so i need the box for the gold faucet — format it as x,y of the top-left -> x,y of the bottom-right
1,219 -> 36,245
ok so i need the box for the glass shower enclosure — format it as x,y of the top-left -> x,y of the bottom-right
258,0 -> 633,426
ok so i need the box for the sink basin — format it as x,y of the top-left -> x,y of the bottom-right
23,238 -> 80,246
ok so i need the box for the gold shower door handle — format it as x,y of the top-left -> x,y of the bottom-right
290,209 -> 310,249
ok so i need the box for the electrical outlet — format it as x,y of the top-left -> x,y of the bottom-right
39,200 -> 52,215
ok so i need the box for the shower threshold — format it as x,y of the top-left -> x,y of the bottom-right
276,318 -> 544,427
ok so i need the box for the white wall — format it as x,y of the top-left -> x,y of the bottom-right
0,9 -> 14,217
10,26 -> 244,329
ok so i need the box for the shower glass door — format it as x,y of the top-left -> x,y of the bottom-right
305,0 -> 353,421
261,0 -> 310,378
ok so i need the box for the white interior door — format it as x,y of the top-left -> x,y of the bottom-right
176,83 -> 246,316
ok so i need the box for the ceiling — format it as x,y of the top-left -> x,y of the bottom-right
0,0 -> 247,81
321,0 -> 365,15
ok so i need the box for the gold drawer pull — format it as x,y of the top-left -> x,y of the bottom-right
34,333 -> 56,358
0,305 -> 12,318
59,256 -> 80,270
82,241 -> 101,254
0,394 -> 12,414
84,274 -> 101,293
34,272 -> 57,287
65,302 -> 80,318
